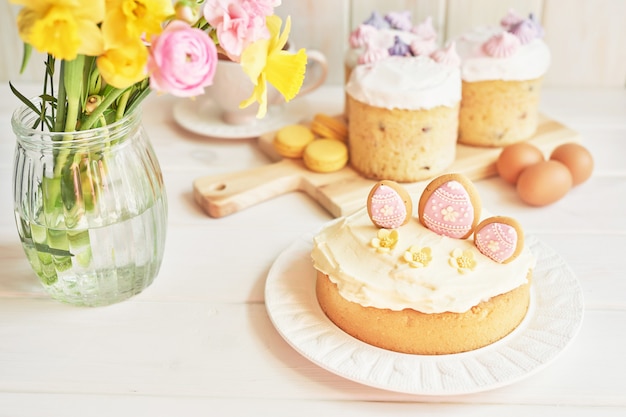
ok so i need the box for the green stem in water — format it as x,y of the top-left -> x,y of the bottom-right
62,55 -> 85,133
80,87 -> 128,130
54,58 -> 67,133
125,79 -> 151,115
115,89 -> 132,121
49,56 -> 85,217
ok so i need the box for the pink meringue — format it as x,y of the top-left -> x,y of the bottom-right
410,37 -> 437,56
411,16 -> 437,41
430,42 -> 461,67
349,24 -> 378,48
500,9 -> 524,30
482,31 -> 521,58
358,45 -> 390,65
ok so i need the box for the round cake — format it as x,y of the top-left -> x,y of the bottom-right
311,179 -> 535,355
345,55 -> 461,183
456,11 -> 551,146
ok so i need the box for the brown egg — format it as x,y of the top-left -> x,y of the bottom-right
550,143 -> 594,186
516,160 -> 573,206
496,142 -> 545,185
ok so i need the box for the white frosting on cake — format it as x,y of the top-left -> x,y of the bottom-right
345,56 -> 461,110
311,208 -> 536,314
456,26 -> 551,82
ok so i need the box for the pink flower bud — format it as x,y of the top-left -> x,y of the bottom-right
148,21 -> 218,97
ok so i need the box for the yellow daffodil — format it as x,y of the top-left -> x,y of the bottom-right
102,0 -> 175,49
11,0 -> 105,60
239,15 -> 307,118
97,38 -> 148,89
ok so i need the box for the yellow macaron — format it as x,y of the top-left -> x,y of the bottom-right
273,124 -> 315,158
303,138 -> 349,173
310,113 -> 349,142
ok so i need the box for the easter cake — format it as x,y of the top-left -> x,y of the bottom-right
344,11 -> 423,118
343,10 -> 464,183
456,10 -> 551,146
312,175 -> 536,355
346,54 -> 461,183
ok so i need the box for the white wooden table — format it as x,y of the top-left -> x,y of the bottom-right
1,83 -> 625,416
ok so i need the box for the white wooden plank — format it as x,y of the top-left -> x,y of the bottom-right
1,394 -> 625,417
542,0 -> 626,87
0,300 -> 623,406
475,176 -> 626,233
540,89 -> 626,129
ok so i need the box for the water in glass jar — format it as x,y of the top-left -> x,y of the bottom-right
15,199 -> 167,306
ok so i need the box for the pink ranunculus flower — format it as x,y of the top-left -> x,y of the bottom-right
147,20 -> 218,97
203,0 -> 278,60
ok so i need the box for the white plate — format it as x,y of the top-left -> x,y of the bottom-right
265,232 -> 584,396
173,96 -> 310,139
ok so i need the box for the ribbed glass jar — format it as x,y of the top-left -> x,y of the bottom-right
11,102 -> 168,306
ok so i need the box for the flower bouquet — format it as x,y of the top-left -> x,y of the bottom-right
9,0 -> 307,306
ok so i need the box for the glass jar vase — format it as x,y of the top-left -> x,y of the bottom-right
11,102 -> 168,306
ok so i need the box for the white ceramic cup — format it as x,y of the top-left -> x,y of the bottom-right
203,48 -> 328,125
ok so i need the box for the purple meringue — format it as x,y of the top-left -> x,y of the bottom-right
385,11 -> 413,31
528,13 -> 545,38
388,36 -> 412,56
364,11 -> 390,29
509,19 -> 538,44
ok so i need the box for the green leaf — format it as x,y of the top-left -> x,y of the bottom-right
33,242 -> 74,257
19,43 -> 32,74
9,82 -> 39,114
8,82 -> 53,130
125,86 -> 151,115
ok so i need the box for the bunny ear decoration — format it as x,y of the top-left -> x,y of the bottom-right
474,216 -> 525,264
418,174 -> 481,239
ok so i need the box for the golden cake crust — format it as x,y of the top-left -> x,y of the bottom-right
347,96 -> 459,182
316,270 -> 531,355
459,78 -> 543,147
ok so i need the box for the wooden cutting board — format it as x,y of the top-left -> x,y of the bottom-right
193,114 -> 580,218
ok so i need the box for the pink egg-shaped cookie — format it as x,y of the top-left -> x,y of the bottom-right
418,174 -> 481,239
474,216 -> 525,264
367,180 -> 413,229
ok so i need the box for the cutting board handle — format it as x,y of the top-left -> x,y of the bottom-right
193,159 -> 304,218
